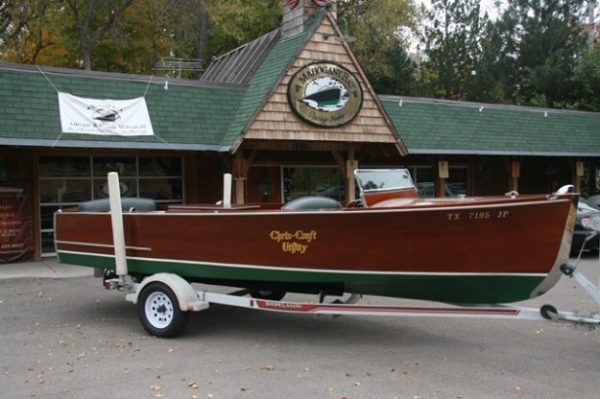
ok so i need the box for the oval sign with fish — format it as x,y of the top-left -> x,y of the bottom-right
287,62 -> 363,128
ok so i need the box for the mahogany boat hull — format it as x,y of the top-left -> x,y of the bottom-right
55,195 -> 576,304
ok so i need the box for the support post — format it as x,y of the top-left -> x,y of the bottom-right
108,172 -> 128,281
511,160 -> 520,192
574,160 -> 584,193
223,173 -> 232,208
232,156 -> 248,205
346,149 -> 357,202
436,160 -> 449,198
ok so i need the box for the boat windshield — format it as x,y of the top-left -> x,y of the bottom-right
355,169 -> 415,193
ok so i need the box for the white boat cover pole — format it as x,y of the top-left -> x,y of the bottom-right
223,173 -> 232,208
108,172 -> 128,278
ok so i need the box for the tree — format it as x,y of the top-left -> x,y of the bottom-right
338,0 -> 418,95
573,45 -> 600,111
206,0 -> 281,59
0,0 -> 282,75
66,0 -> 134,70
0,1 -> 64,64
495,0 -> 587,107
419,0 -> 487,100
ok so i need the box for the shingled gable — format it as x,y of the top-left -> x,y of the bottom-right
380,96 -> 600,157
225,8 -> 407,155
0,62 -> 243,151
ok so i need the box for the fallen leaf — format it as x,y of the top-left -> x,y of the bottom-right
188,382 -> 199,389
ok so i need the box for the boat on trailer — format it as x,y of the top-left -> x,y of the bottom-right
53,169 -> 600,337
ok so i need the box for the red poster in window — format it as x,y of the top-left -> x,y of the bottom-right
0,188 -> 33,263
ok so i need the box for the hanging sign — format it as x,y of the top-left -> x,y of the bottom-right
0,188 -> 33,263
58,92 -> 154,136
287,62 -> 363,128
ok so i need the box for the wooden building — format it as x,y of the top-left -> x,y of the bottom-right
1,0 -> 600,261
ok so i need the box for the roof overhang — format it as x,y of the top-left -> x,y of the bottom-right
0,138 -> 231,152
407,149 -> 600,157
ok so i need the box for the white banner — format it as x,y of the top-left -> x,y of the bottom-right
58,92 -> 154,136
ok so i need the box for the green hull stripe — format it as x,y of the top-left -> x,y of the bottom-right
58,252 -> 546,304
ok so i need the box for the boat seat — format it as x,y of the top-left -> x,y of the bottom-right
281,196 -> 342,211
78,198 -> 157,212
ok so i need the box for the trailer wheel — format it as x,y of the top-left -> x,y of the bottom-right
540,304 -> 559,321
250,290 -> 286,301
138,282 -> 189,338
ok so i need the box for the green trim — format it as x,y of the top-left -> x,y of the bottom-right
58,251 -> 545,304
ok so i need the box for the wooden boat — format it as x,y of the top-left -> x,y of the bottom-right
54,169 -> 577,305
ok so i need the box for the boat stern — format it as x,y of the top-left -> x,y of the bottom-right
529,195 -> 578,298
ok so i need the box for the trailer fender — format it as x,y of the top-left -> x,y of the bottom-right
126,273 -> 208,312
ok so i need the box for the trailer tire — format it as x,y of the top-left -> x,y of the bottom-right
138,282 -> 189,338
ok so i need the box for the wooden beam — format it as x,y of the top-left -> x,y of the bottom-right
510,159 -> 520,193
32,148 -> 41,261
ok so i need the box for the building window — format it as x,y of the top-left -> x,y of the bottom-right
282,166 -> 345,203
39,156 -> 183,256
409,165 -> 468,198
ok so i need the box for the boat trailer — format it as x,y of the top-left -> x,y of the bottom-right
99,173 -> 600,338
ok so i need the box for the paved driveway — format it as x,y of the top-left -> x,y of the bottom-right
1,256 -> 599,399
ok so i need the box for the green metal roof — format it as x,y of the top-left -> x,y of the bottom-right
0,62 -> 244,151
0,10 -> 323,153
3,8 -> 600,159
380,96 -> 600,157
